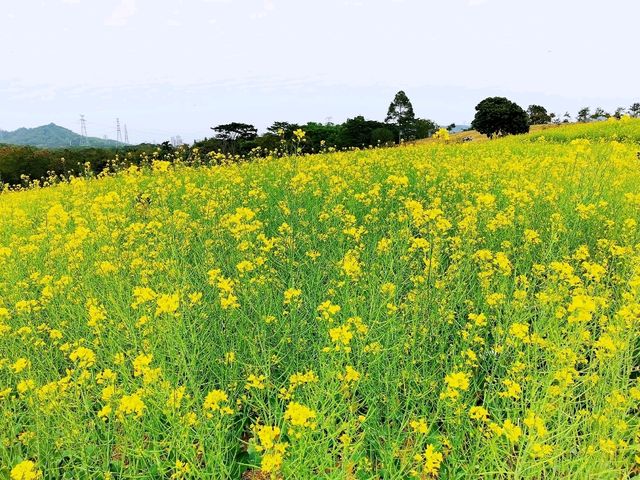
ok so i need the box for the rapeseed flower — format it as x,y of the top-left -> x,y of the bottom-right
69,346 -> 96,369
284,402 -> 316,429
117,393 -> 146,419
10,460 -> 42,480
203,389 -> 233,416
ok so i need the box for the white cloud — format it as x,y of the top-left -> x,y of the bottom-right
105,0 -> 137,27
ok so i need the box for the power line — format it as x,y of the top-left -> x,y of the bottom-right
124,124 -> 129,144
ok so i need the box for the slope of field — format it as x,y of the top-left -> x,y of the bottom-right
1,120 -> 640,479
527,117 -> 640,144
419,117 -> 640,145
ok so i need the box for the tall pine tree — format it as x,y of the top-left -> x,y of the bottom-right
385,90 -> 416,141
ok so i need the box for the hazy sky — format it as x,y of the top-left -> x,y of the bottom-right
1,0 -> 638,144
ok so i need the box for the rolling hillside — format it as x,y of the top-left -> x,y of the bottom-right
0,123 -> 121,148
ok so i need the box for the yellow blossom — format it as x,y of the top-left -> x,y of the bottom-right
339,365 -> 361,383
329,324 -> 353,346
131,286 -> 156,308
499,379 -> 522,400
10,358 -> 30,374
413,444 -> 443,477
155,293 -> 180,316
410,419 -> 428,433
469,406 -> 489,422
502,419 -> 522,443
245,374 -> 266,390
69,346 -> 96,368
283,288 -> 302,305
524,411 -> 547,437
203,389 -> 234,416
10,460 -> 42,480
341,250 -> 362,280
284,401 -> 316,428
170,460 -> 191,479
117,393 -> 146,418
255,425 -> 281,451
440,371 -> 471,399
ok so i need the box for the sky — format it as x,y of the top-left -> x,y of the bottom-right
1,0 -> 638,144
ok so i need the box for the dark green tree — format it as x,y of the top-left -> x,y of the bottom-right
211,123 -> 258,141
340,116 -> 389,147
385,90 -> 416,141
629,103 -> 640,118
591,107 -> 608,119
254,134 -> 280,153
527,105 -> 551,125
300,122 -> 343,152
577,107 -> 591,122
159,141 -> 175,157
471,97 -> 529,138
415,118 -> 439,139
266,121 -> 301,139
370,127 -> 396,145
209,123 -> 258,155
613,107 -> 626,119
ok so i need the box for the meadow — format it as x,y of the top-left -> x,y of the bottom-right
526,119 -> 640,144
1,119 -> 640,479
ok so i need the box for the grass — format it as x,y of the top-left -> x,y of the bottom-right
1,119 -> 640,479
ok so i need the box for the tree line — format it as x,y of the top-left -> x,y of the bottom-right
0,90 -> 444,185
0,145 -> 158,186
192,91 -> 442,157
1,91 -> 638,186
470,98 -> 640,139
197,94 -> 640,154
528,103 -> 640,125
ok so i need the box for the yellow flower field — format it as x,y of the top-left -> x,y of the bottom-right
1,119 -> 640,478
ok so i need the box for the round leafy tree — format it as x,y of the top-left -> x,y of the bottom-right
527,104 -> 551,125
471,97 -> 530,138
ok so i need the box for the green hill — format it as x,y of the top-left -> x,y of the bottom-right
0,123 -> 122,148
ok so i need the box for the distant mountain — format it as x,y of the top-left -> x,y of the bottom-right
0,123 -> 122,149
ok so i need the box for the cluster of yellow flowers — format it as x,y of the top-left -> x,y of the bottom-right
1,120 -> 640,477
